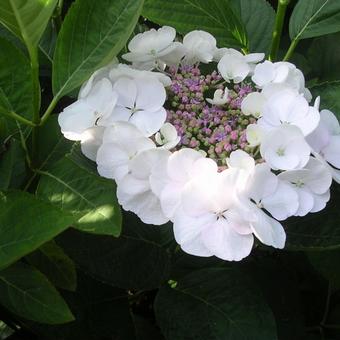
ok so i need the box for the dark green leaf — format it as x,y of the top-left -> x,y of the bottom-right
290,0 -> 340,40
240,254 -> 307,339
36,155 -> 122,236
0,139 -> 26,190
307,249 -> 340,289
0,262 -> 74,324
57,212 -> 172,290
307,33 -> 340,82
310,81 -> 340,120
27,240 -> 77,291
0,191 -> 75,270
0,0 -> 57,51
0,37 -> 33,121
285,186 -> 340,250
39,20 -> 57,63
155,267 -> 277,340
142,0 -> 248,49
37,115 -> 73,170
230,0 -> 275,53
53,0 -> 144,98
26,271 -> 135,340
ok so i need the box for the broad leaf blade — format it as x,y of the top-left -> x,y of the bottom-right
25,272 -> 135,339
57,212 -> 172,290
290,0 -> 340,40
285,186 -> 340,250
27,241 -> 77,292
0,37 -> 33,121
310,81 -> 340,119
0,0 -> 57,50
0,262 -> 74,324
36,155 -> 122,236
0,139 -> 26,190
0,191 -> 75,270
155,267 -> 277,339
52,0 -> 144,98
230,0 -> 275,53
37,115 -> 73,170
142,0 -> 248,49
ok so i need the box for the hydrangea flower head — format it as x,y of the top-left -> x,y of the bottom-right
58,26 -> 339,261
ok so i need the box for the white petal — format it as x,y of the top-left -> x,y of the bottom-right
173,209 -> 215,245
261,180 -> 299,220
252,60 -> 275,87
85,78 -> 117,118
241,92 -> 266,117
247,163 -> 278,203
246,123 -> 266,147
310,190 -> 330,213
135,77 -> 166,111
294,188 -> 315,216
80,126 -> 105,161
202,218 -> 254,261
322,136 -> 340,168
304,157 -> 332,194
249,205 -> 286,248
320,109 -> 340,135
113,77 -> 137,108
129,107 -> 167,137
118,188 -> 168,225
58,100 -> 96,141
167,148 -> 203,182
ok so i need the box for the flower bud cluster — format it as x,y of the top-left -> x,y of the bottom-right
166,66 -> 256,165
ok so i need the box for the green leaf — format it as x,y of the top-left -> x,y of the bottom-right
27,240 -> 77,291
285,186 -> 340,250
36,155 -> 122,236
37,115 -> 73,170
25,271 -> 135,339
39,20 -> 57,63
0,262 -> 74,324
310,81 -> 340,120
0,191 -> 75,270
57,212 -> 172,290
142,0 -> 248,49
0,139 -> 26,190
0,37 -> 33,121
307,249 -> 340,289
52,0 -> 144,98
155,267 -> 277,340
307,33 -> 340,82
240,254 -> 307,339
290,0 -> 340,40
0,0 -> 57,52
230,0 -> 275,53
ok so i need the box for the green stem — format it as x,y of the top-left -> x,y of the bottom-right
269,0 -> 291,61
0,109 -> 36,127
283,38 -> 299,61
39,95 -> 60,126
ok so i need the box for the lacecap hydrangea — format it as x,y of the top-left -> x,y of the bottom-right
58,26 -> 340,261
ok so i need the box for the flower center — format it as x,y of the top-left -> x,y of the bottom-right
276,147 -> 285,156
165,65 -> 256,166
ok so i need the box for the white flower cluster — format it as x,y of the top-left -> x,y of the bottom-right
58,26 -> 340,261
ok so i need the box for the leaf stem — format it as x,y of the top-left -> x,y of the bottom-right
269,0 -> 291,61
39,95 -> 60,126
283,38 -> 299,61
0,108 -> 36,127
